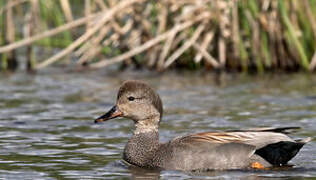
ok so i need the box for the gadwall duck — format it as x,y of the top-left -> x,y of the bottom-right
95,80 -> 311,171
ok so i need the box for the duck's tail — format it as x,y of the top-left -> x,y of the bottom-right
255,137 -> 311,166
295,137 -> 312,144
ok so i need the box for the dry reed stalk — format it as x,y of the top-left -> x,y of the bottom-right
157,30 -> 177,69
95,0 -> 107,10
4,0 -> 17,70
147,3 -> 166,68
35,0 -> 144,69
126,29 -> 141,49
74,0 -> 109,57
0,0 -> 28,15
0,11 -> 104,53
90,12 -> 210,68
6,1 -> 15,46
25,0 -> 39,70
194,31 -> 214,63
24,12 -> 32,70
121,19 -> 134,34
289,0 -> 299,30
193,43 -> 220,68
147,46 -> 161,68
74,42 -> 90,57
80,45 -> 102,64
106,0 -> 130,35
146,3 -> 165,67
60,0 -> 73,22
102,33 -> 119,46
157,2 -> 168,34
309,51 -> 316,70
100,1 -> 134,35
245,10 -> 262,71
59,0 -> 74,50
74,42 -> 91,57
135,14 -> 152,36
155,2 -> 174,68
171,31 -> 187,50
262,0 -> 270,11
271,2 -> 280,68
30,0 -> 39,27
85,0 -> 92,31
218,37 -> 226,67
78,0 -> 134,65
76,25 -> 111,63
77,23 -> 112,62
164,24 -> 205,68
90,31 -> 168,68
231,0 -> 240,59
275,18 -> 287,69
215,0 -> 231,67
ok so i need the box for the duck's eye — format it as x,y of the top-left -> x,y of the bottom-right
128,96 -> 135,101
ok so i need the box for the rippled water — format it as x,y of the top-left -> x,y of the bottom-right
0,69 -> 315,179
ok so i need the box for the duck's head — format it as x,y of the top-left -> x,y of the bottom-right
95,80 -> 163,127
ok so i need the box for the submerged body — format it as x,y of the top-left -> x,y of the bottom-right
95,80 -> 310,171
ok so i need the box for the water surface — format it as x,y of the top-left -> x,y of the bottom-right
0,69 -> 315,179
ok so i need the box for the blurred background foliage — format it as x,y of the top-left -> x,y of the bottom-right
0,0 -> 315,73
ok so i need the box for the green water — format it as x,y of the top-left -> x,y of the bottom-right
0,69 -> 315,179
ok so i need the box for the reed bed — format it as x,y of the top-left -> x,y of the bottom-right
0,0 -> 315,72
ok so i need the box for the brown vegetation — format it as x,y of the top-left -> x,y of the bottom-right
0,0 -> 315,72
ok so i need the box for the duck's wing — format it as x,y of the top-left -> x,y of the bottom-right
228,126 -> 301,134
177,130 -> 294,149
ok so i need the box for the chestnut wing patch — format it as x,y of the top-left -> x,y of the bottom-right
180,132 -> 255,144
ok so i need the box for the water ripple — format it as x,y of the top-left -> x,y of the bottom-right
0,71 -> 315,179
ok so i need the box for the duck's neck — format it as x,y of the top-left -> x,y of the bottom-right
134,119 -> 159,135
123,119 -> 160,168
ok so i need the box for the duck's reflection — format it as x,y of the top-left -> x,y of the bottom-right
127,163 -> 315,180
129,165 -> 160,180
